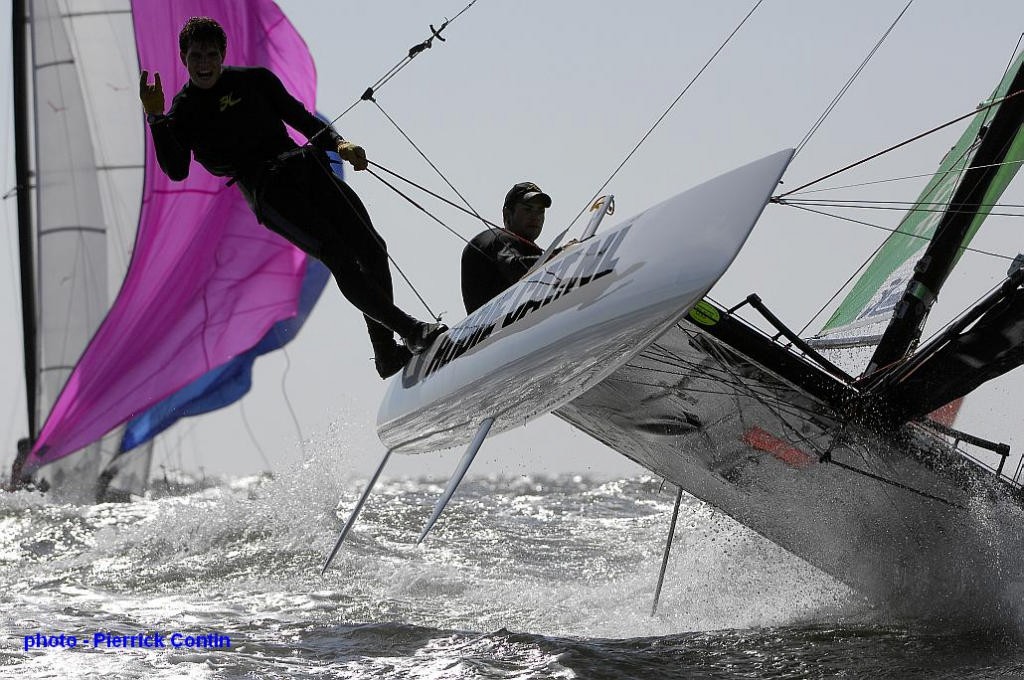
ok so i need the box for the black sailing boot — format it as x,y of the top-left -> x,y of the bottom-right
374,342 -> 413,379
403,321 -> 448,355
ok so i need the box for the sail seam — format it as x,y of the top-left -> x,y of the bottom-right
62,10 -> 132,19
96,164 -> 144,171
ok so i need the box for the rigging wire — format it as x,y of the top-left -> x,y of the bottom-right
632,327 -> 967,508
779,201 -> 1016,260
794,39 -> 1023,209
659,332 -> 833,458
370,100 -> 485,224
793,1 -> 914,157
343,167 -> 441,319
612,368 -> 823,422
158,420 -> 198,482
305,152 -> 441,321
778,197 -> 1024,209
779,199 -> 1024,219
1005,33 -> 1024,82
789,24 -> 1022,357
567,0 -> 766,232
366,162 -> 510,265
301,3 -> 487,317
777,83 -> 1016,339
370,160 -> 501,232
629,333 -> 837,428
830,457 -> 963,509
777,200 -> 1012,337
367,167 -> 475,246
787,160 -> 1024,196
359,103 -> 519,297
783,114 -> 983,336
776,90 -> 1024,199
315,0 -> 482,133
833,422 -> 936,528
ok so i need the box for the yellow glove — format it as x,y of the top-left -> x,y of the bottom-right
337,141 -> 368,171
139,71 -> 165,115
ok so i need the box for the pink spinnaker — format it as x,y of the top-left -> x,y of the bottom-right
27,0 -> 316,469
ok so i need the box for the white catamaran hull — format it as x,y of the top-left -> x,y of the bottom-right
377,149 -> 794,453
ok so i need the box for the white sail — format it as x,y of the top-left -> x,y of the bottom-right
27,0 -> 145,499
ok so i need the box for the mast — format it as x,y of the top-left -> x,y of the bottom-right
13,0 -> 37,441
866,59 -> 1024,374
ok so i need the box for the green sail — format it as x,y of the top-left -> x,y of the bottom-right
819,50 -> 1024,336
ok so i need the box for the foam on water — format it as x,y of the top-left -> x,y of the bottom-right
2,424 -> 1022,677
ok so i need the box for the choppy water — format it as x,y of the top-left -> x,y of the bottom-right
3,442 -> 1024,679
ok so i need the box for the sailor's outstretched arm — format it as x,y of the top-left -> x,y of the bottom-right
258,67 -> 368,171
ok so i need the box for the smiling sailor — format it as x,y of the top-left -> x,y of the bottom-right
139,16 -> 445,379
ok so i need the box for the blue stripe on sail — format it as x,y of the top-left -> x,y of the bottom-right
119,146 -> 343,453
120,256 -> 330,452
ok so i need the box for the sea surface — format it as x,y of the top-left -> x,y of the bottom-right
2,444 -> 1024,679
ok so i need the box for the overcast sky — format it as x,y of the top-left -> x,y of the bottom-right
3,1 -> 1024,484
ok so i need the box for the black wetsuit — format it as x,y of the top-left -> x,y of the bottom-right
461,228 -> 543,313
148,66 -> 419,353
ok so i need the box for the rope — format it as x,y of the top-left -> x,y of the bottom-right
239,400 -> 273,473
786,119 -> 980,336
776,199 -> 1014,338
366,166 -> 500,266
787,161 -> 1024,197
371,100 -> 485,223
280,346 -> 305,457
367,167 -> 474,246
370,160 -> 500,231
312,0 -> 483,139
794,1 -> 914,157
625,322 -> 966,509
780,198 -> 1024,219
780,201 -> 1013,260
567,0 -> 766,231
779,79 -> 1020,337
305,151 -> 440,321
300,2 -> 488,317
829,459 -> 963,508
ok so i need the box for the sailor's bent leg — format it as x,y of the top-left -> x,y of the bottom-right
318,244 -> 419,340
329,176 -> 397,296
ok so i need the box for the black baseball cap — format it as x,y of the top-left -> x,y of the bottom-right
503,182 -> 552,212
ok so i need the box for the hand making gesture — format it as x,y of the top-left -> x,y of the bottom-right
139,71 -> 165,115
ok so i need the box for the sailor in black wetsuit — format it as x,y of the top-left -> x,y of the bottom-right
461,182 -> 552,314
139,17 -> 445,378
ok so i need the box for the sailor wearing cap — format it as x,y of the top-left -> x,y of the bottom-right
461,182 -> 553,314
